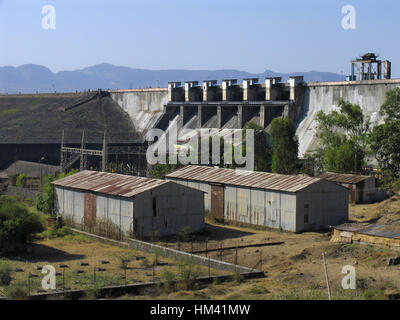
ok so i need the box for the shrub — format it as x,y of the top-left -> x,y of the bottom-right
231,270 -> 244,284
15,174 -> 27,188
93,217 -> 123,240
177,256 -> 198,290
160,268 -> 176,292
5,286 -> 28,300
179,226 -> 193,242
0,196 -> 44,253
0,262 -> 12,286
43,226 -> 73,239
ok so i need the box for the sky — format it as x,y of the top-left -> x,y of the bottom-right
0,0 -> 399,77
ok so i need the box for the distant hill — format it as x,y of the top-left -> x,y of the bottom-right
0,63 -> 345,94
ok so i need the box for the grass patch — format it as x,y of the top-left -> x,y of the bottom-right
0,108 -> 20,118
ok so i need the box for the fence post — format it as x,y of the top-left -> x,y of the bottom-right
322,252 -> 332,300
208,256 -> 211,277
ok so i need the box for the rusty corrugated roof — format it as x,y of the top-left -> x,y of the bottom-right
334,223 -> 400,239
52,171 -> 169,198
318,172 -> 372,184
166,165 -> 325,193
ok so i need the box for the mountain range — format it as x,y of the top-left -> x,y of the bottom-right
0,63 -> 345,93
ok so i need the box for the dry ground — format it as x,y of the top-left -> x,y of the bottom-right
135,197 -> 400,300
349,195 -> 400,225
0,233 -> 226,297
3,197 -> 400,300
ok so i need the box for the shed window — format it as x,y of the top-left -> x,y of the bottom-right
304,214 -> 309,224
304,204 -> 309,209
152,197 -> 157,217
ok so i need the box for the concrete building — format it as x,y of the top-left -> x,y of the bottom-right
317,172 -> 387,204
166,165 -> 349,232
52,170 -> 205,238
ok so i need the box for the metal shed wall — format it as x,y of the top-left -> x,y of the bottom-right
96,194 -> 134,233
133,182 -> 205,238
54,186 -> 84,225
224,185 -> 297,231
296,179 -> 348,232
167,179 -> 211,211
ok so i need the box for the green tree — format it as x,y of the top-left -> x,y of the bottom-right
313,98 -> 370,173
0,196 -> 44,253
270,117 -> 298,174
15,174 -> 27,188
35,169 -> 78,215
368,89 -> 400,189
149,162 -> 182,179
243,122 -> 271,172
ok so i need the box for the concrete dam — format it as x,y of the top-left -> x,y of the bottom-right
109,77 -> 400,157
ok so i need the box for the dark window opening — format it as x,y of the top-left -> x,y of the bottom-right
304,204 -> 309,209
152,197 -> 157,217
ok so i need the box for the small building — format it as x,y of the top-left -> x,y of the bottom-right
52,171 -> 205,239
332,223 -> 400,249
166,165 -> 349,232
317,172 -> 387,204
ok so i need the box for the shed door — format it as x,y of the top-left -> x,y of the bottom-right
84,192 -> 96,227
211,184 -> 224,220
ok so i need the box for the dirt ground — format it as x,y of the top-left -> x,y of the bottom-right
3,197 -> 400,300
0,233 -> 225,297
349,195 -> 400,225
137,199 -> 400,300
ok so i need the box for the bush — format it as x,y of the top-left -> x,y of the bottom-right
43,226 -> 73,239
5,286 -> 28,300
15,174 -> 27,188
160,268 -> 176,292
0,196 -> 44,253
0,262 -> 12,286
177,257 -> 198,290
231,270 -> 244,284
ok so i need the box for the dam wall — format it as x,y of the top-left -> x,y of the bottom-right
109,88 -> 168,134
108,79 -> 400,158
297,79 -> 400,157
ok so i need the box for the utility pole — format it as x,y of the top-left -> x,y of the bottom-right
80,130 -> 87,171
102,131 -> 108,172
60,129 -> 65,172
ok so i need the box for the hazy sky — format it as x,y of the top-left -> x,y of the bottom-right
0,0 -> 398,76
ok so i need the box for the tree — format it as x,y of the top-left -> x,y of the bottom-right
380,87 -> 400,119
149,162 -> 182,179
313,98 -> 370,173
0,196 -> 44,253
243,122 -> 271,172
35,169 -> 78,215
368,89 -> 400,189
270,117 -> 298,174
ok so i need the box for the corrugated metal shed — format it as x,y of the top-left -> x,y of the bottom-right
166,165 -> 325,193
318,172 -> 372,184
52,170 -> 169,198
334,223 -> 400,239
